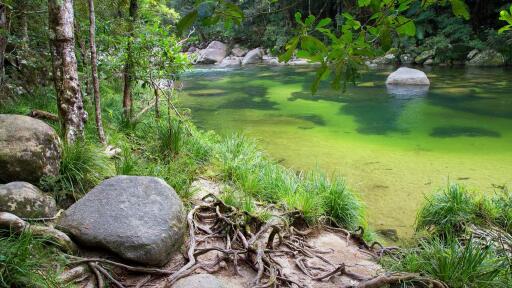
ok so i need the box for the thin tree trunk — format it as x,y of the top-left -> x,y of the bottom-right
122,0 -> 138,120
154,87 -> 160,118
0,4 -> 7,88
48,0 -> 87,143
88,0 -> 106,144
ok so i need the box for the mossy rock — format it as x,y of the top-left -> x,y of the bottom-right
0,114 -> 61,184
0,182 -> 57,218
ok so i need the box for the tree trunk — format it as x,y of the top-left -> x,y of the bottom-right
122,0 -> 138,120
154,87 -> 160,118
0,4 -> 7,88
88,0 -> 106,144
48,0 -> 87,143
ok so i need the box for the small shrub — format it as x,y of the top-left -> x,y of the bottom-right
416,184 -> 477,235
305,171 -> 363,230
382,237 -> 506,288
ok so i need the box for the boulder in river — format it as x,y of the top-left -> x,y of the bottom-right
0,182 -> 57,218
0,114 -> 61,184
196,41 -> 228,64
466,49 -> 505,66
242,48 -> 264,65
231,45 -> 248,57
173,274 -> 227,288
58,176 -> 185,266
218,56 -> 242,67
385,67 -> 430,86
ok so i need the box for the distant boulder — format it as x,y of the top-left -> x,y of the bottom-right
231,45 -> 248,57
218,56 -> 242,67
0,114 -> 61,184
196,41 -> 228,64
400,53 -> 414,64
466,49 -> 505,67
414,50 -> 434,64
386,67 -> 430,86
242,48 -> 264,65
58,176 -> 185,266
0,182 -> 57,218
262,55 -> 282,66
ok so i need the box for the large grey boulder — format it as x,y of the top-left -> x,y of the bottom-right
218,56 -> 242,67
58,176 -> 185,266
197,41 -> 228,64
0,182 -> 57,218
0,114 -> 61,184
173,274 -> 226,288
466,49 -> 505,66
242,48 -> 264,65
386,67 -> 430,86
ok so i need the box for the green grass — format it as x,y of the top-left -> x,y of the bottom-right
41,141 -> 113,204
416,183 -> 512,235
416,184 -> 477,235
382,236 -> 508,288
0,232 -> 66,288
211,134 -> 365,228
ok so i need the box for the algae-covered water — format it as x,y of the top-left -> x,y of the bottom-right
180,65 -> 512,238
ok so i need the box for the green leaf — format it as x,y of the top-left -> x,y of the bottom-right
449,0 -> 470,20
316,18 -> 332,28
278,36 -> 300,62
294,12 -> 303,25
311,63 -> 329,94
395,16 -> 416,36
301,35 -> 327,54
357,0 -> 371,7
176,10 -> 198,36
305,15 -> 316,26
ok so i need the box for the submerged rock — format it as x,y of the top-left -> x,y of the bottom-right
196,41 -> 228,64
385,67 -> 430,86
242,48 -> 264,65
466,49 -> 505,67
0,114 -> 61,184
0,182 -> 57,218
173,274 -> 227,288
58,176 -> 185,266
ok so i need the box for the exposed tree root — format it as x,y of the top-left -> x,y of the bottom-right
57,196 -> 443,288
28,109 -> 59,121
346,272 -> 448,288
0,212 -> 77,253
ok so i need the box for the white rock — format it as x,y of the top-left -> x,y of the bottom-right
385,67 -> 430,86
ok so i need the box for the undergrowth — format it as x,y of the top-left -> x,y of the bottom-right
0,231 -> 67,288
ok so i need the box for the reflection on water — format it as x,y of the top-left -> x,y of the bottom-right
180,65 -> 512,238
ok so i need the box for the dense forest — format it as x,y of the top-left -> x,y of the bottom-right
0,0 -> 511,287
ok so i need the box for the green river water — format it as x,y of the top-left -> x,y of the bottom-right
180,65 -> 512,238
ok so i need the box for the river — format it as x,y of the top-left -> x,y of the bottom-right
180,65 -> 512,238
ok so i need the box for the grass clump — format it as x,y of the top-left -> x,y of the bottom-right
41,141 -> 113,204
416,184 -> 477,235
382,236 -> 507,288
0,232 -> 66,288
212,134 -> 365,228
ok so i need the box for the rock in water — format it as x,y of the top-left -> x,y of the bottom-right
173,274 -> 227,288
385,67 -> 430,86
58,176 -> 185,266
242,48 -> 263,65
466,49 -> 505,66
414,49 -> 434,64
231,45 -> 248,57
197,41 -> 228,64
0,182 -> 57,218
0,114 -> 61,184
218,56 -> 242,67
